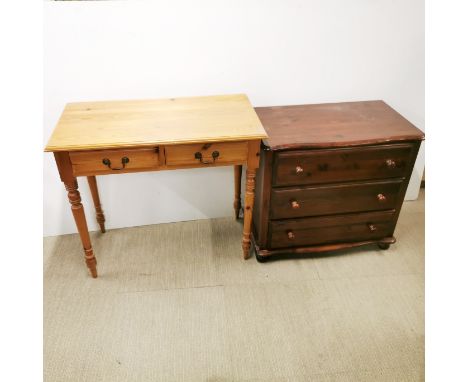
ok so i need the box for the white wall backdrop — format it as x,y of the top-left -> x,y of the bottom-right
44,0 -> 424,237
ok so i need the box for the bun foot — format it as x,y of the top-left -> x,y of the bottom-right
378,243 -> 391,250
255,253 -> 269,263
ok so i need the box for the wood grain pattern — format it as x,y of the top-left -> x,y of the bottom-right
269,210 -> 395,248
255,101 -> 424,150
70,148 -> 160,176
273,143 -> 413,187
165,141 -> 248,167
270,179 -> 403,219
45,94 -> 267,152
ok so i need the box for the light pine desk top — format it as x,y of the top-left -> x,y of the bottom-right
45,94 -> 267,152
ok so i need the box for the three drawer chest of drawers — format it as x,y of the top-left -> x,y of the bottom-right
251,101 -> 424,262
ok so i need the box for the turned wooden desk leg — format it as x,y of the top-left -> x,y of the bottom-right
87,176 -> 106,233
54,152 -> 98,278
242,169 -> 256,259
65,179 -> 98,278
242,140 -> 260,260
233,165 -> 242,219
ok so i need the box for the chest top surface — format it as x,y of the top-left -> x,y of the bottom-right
45,94 -> 267,152
255,101 -> 424,150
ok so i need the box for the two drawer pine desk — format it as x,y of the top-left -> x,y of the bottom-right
45,94 -> 267,278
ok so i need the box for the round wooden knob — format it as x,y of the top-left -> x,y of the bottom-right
368,224 -> 377,232
287,230 -> 295,240
295,165 -> 304,174
386,159 -> 396,168
290,200 -> 300,209
377,193 -> 386,202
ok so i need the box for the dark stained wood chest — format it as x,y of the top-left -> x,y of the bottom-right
251,100 -> 424,261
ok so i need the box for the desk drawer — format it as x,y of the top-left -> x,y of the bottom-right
273,144 -> 413,186
270,179 -> 402,219
69,148 -> 160,176
269,211 -> 395,249
165,141 -> 248,167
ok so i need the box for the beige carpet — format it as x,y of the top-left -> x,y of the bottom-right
44,192 -> 424,382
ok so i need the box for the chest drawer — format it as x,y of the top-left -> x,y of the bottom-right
165,141 -> 248,167
273,144 -> 413,187
269,211 -> 395,249
69,148 -> 160,176
270,179 -> 402,219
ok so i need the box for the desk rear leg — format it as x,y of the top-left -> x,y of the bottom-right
233,165 -> 242,219
87,176 -> 106,233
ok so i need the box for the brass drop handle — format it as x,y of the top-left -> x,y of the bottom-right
287,230 -> 295,240
290,200 -> 300,209
386,159 -> 396,168
368,224 -> 377,232
102,157 -> 129,170
295,165 -> 304,174
194,150 -> 219,164
377,193 -> 387,202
